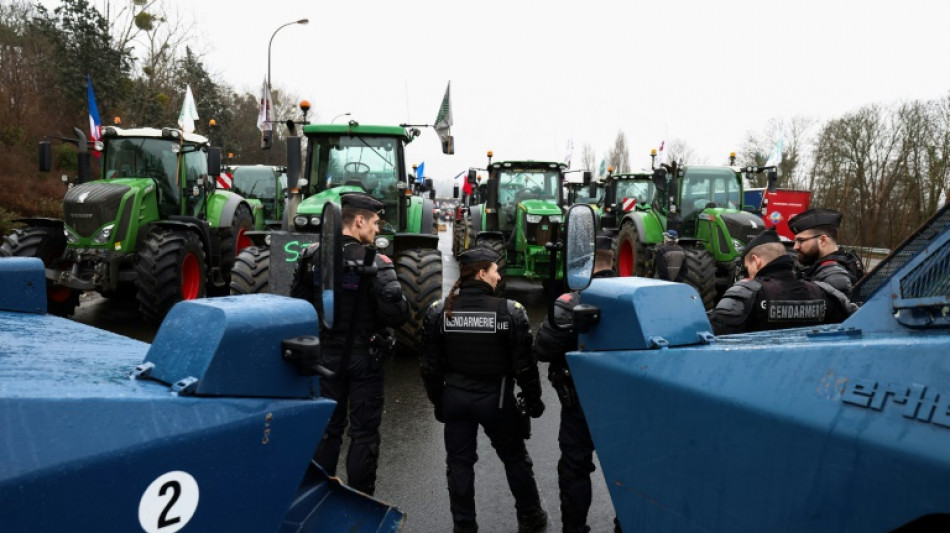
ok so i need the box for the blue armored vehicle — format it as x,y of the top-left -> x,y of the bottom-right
557,203 -> 950,532
0,252 -> 404,531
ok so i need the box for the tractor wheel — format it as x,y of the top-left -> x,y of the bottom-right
210,205 -> 254,295
230,246 -> 271,295
135,228 -> 207,324
477,239 -> 507,296
464,220 -> 477,255
1,226 -> 79,316
684,248 -> 717,310
394,248 -> 443,355
613,222 -> 648,277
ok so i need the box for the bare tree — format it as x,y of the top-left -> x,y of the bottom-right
581,142 -> 596,175
740,116 -> 815,188
607,130 -> 630,173
666,138 -> 702,166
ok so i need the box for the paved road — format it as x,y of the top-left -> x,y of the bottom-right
70,225 -> 617,532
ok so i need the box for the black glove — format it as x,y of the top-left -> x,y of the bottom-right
526,397 -> 545,418
434,404 -> 445,423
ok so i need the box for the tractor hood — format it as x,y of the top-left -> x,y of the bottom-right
518,199 -> 562,215
63,181 -> 136,238
295,185 -> 366,216
720,210 -> 770,245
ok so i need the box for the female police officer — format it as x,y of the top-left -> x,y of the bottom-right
421,247 -> 548,533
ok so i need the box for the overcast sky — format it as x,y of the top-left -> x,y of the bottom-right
90,0 -> 950,190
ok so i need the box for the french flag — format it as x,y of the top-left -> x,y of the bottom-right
86,74 -> 102,153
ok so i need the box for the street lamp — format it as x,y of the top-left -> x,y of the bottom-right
267,18 -> 309,94
331,112 -> 351,124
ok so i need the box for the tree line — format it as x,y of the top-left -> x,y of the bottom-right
2,0 -> 948,248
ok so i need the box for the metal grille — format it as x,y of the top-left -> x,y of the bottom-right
900,240 -> 950,299
64,182 -> 130,237
853,203 -> 950,304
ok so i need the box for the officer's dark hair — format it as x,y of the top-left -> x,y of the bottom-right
342,206 -> 379,227
444,260 -> 494,319
812,224 -> 838,242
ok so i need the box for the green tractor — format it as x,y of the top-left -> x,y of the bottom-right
451,156 -> 490,257
1,126 -> 261,321
230,122 -> 443,354
226,164 -> 287,229
600,155 -> 766,308
457,156 -> 568,293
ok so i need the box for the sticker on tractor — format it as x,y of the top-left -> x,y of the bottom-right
138,470 -> 199,533
622,197 -> 637,211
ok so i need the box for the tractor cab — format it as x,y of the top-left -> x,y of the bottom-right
229,165 -> 286,225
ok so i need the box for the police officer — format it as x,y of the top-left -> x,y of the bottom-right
294,192 -> 409,495
709,227 -> 856,335
788,208 -> 864,298
421,247 -> 548,533
535,250 -> 620,533
653,230 -> 688,282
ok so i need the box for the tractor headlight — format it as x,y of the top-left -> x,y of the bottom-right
93,224 -> 115,244
310,215 -> 321,226
732,238 -> 745,255
375,236 -> 390,249
294,215 -> 308,228
64,228 -> 79,244
526,214 -> 542,223
548,214 -> 562,223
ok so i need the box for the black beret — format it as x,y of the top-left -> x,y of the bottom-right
788,208 -> 841,234
742,227 -> 781,259
459,247 -> 501,267
341,192 -> 385,215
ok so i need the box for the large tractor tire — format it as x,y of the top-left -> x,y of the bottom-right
613,222 -> 648,277
135,228 -> 207,324
477,238 -> 507,296
210,205 -> 254,295
684,248 -> 717,310
230,246 -> 271,295
394,248 -> 443,355
1,226 -> 79,317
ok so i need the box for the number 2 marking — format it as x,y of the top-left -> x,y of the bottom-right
158,481 -> 182,528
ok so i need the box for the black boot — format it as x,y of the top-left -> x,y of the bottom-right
517,508 -> 548,532
453,520 -> 478,533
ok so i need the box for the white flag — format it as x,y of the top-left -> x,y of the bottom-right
764,138 -> 784,167
657,140 -> 667,165
178,84 -> 199,133
434,81 -> 453,141
257,77 -> 272,133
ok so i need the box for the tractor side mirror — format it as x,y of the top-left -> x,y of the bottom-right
261,130 -> 273,150
453,185 -> 459,198
39,142 -> 52,172
582,171 -> 592,186
767,169 -> 778,193
286,137 -> 302,187
425,178 -> 434,191
207,147 -> 221,178
565,204 -> 596,291
467,169 -> 477,184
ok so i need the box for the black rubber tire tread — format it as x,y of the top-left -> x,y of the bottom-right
463,219 -> 477,255
229,245 -> 271,295
394,248 -> 443,354
135,228 -> 207,324
477,238 -> 507,296
2,226 -> 79,316
684,248 -> 718,310
210,204 -> 254,295
613,222 -> 648,277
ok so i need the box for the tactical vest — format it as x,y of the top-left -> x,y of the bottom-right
329,240 -> 383,343
748,277 -> 833,331
443,295 -> 514,378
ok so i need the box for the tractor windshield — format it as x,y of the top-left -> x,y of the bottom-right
679,168 -> 741,234
309,135 -> 402,218
104,137 -> 182,205
232,166 -> 281,220
615,179 -> 655,205
497,168 -> 561,230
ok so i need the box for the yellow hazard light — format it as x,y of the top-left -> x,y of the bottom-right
487,151 -> 493,158
651,149 -> 657,156
114,116 -> 122,125
300,100 -> 311,112
209,119 -> 217,127
114,242 -> 122,250
730,152 -> 736,158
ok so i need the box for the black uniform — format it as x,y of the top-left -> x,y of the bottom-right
709,254 -> 855,335
798,250 -> 864,299
421,279 -> 546,531
653,242 -> 688,282
534,291 -> 597,533
294,235 -> 408,495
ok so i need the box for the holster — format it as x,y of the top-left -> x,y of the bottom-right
550,367 -> 578,409
368,330 -> 396,371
